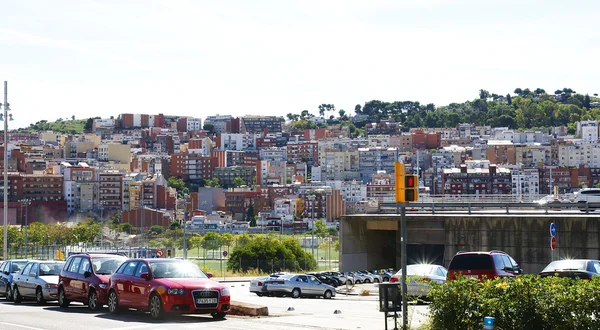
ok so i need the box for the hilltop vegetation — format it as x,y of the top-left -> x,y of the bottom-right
21,116 -> 98,135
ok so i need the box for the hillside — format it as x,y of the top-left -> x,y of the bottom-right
20,117 -> 95,135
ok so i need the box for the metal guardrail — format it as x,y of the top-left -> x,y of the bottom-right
378,201 -> 600,215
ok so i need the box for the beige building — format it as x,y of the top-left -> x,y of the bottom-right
79,182 -> 99,212
390,134 -> 412,152
127,181 -> 141,211
108,144 -> 131,165
515,144 -> 552,167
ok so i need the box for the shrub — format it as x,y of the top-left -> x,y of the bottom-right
428,275 -> 600,330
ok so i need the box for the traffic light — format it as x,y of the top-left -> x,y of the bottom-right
404,175 -> 419,202
395,162 -> 405,203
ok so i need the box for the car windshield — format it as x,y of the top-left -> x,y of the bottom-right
92,257 -> 126,275
542,260 -> 587,272
39,262 -> 64,276
449,254 -> 493,270
149,261 -> 208,279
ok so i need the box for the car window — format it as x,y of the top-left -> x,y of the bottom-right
79,260 -> 91,274
135,263 -> 148,277
296,275 -> 308,283
0,262 -> 5,273
69,257 -> 82,273
64,258 -> 73,271
308,275 -> 320,284
435,267 -> 446,277
29,263 -> 39,276
492,255 -> 506,270
12,262 -> 27,273
40,263 -> 63,276
502,256 -> 516,271
92,257 -> 126,275
115,262 -> 128,274
593,262 -> 600,274
508,256 -> 519,268
449,254 -> 493,270
22,263 -> 33,276
123,261 -> 139,276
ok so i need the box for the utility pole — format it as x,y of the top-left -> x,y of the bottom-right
2,82 -> 9,261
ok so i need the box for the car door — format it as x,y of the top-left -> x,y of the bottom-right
130,261 -> 151,309
15,263 -> 32,296
118,261 -> 139,307
295,275 -> 310,295
307,275 -> 323,295
24,262 -> 39,297
77,258 -> 93,301
65,257 -> 83,300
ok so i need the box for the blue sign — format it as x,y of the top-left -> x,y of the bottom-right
483,317 -> 494,330
550,223 -> 556,237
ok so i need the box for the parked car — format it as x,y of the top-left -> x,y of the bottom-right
12,261 -> 65,304
0,259 -> 30,301
390,264 -> 447,297
250,274 -> 279,296
447,250 -> 522,281
343,272 -> 360,284
539,259 -> 600,279
308,272 -> 340,287
351,271 -> 374,283
359,270 -> 381,283
574,188 -> 600,210
58,253 -> 127,311
369,269 -> 393,282
321,271 -> 351,285
107,259 -> 230,319
263,273 -> 336,299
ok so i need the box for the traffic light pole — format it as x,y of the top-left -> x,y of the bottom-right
399,202 -> 408,330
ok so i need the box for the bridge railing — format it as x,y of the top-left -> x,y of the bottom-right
376,201 -> 600,215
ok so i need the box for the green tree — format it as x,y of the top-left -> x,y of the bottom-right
27,222 -> 47,245
220,232 -> 234,249
232,177 -> 246,188
246,200 -> 255,222
479,89 -> 490,99
120,223 -> 133,234
71,115 -> 75,121
167,176 -> 189,197
205,178 -> 220,188
584,94 -> 591,109
149,225 -> 163,235
169,221 -> 181,231
227,236 -> 316,273
203,123 -> 215,133
313,219 -> 328,238
202,232 -> 222,251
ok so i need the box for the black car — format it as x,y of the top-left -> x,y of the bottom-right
308,272 -> 340,287
539,259 -> 600,279
0,259 -> 30,301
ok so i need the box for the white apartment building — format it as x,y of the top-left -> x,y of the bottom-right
558,143 -> 600,168
368,135 -> 391,148
187,118 -> 202,132
325,180 -> 367,203
577,120 -> 599,142
204,115 -> 232,134
259,148 -> 287,162
515,144 -> 552,166
511,168 -> 540,196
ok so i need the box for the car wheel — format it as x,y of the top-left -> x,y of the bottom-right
36,287 -> 46,305
149,294 -> 165,319
107,290 -> 120,314
211,312 -> 227,319
383,277 -> 390,282
346,280 -> 352,286
364,279 -> 371,283
291,288 -> 301,299
13,286 -> 22,304
255,293 -> 263,297
5,285 -> 13,302
374,278 -> 380,283
58,287 -> 69,308
324,290 -> 333,299
88,289 -> 100,311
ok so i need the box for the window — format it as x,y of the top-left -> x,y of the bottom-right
29,263 -> 39,277
296,275 -> 308,283
135,263 -> 148,277
308,275 -> 320,285
123,261 -> 139,276
79,260 -> 91,274
22,263 -> 33,276
69,257 -> 82,273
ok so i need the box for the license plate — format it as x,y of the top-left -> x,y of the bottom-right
196,298 -> 218,304
464,275 -> 478,279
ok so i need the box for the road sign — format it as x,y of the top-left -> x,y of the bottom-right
550,223 -> 556,237
222,251 -> 228,257
551,236 -> 556,250
156,249 -> 164,258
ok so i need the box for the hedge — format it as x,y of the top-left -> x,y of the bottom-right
427,275 -> 600,330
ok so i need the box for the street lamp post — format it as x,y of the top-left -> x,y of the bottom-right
99,201 -> 105,248
1,81 -> 10,260
307,194 -> 316,258
19,199 -> 31,258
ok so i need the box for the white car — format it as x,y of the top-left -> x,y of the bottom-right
574,188 -> 600,210
390,264 -> 447,297
249,276 -> 271,296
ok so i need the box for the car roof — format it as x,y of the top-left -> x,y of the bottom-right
72,253 -> 128,259
455,251 -> 508,256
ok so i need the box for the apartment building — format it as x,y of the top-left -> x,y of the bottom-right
98,171 -> 123,211
358,147 -> 397,183
558,142 -> 600,168
511,168 -> 540,196
240,116 -> 282,134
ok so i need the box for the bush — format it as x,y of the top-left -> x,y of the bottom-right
227,236 -> 317,273
428,275 -> 600,330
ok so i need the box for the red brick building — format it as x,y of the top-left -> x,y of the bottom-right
411,129 -> 441,150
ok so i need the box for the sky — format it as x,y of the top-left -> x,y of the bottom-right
1,0 -> 599,129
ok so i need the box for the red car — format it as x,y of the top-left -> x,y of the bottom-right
107,259 -> 230,319
447,250 -> 522,281
58,253 -> 127,310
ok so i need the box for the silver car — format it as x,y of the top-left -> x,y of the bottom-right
12,261 -> 65,304
390,264 -> 448,297
264,274 -> 336,299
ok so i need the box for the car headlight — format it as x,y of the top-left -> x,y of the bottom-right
98,284 -> 107,289
167,288 -> 185,295
221,288 -> 230,295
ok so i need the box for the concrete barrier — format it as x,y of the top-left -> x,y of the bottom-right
229,301 -> 269,316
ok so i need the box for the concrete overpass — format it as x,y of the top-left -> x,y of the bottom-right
339,213 -> 600,273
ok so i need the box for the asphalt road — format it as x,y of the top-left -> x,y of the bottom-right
0,282 -> 430,330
